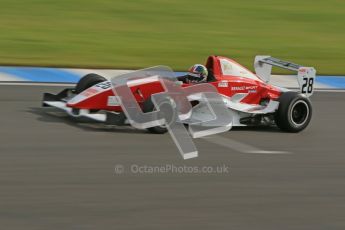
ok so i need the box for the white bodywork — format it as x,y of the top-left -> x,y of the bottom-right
187,93 -> 279,127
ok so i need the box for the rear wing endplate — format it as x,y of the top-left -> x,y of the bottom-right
254,56 -> 316,97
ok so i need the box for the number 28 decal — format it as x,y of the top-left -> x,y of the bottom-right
298,67 -> 316,97
301,77 -> 314,94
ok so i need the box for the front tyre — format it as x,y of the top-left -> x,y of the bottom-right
75,73 -> 107,94
275,92 -> 312,132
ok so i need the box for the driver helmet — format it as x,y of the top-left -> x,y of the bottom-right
187,64 -> 208,83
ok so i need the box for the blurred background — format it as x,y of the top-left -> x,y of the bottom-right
0,0 -> 344,74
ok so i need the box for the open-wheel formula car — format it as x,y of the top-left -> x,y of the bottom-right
42,55 -> 316,133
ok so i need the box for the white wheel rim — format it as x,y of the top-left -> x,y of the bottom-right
290,100 -> 310,127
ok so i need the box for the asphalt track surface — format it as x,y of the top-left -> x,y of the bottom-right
0,84 -> 345,230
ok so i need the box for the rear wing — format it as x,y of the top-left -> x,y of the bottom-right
254,56 -> 316,97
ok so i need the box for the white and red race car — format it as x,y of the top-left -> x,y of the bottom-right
43,55 -> 316,133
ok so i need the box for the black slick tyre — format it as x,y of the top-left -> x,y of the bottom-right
275,92 -> 312,132
75,73 -> 107,94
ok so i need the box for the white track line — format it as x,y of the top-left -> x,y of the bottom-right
314,89 -> 345,93
0,82 -> 75,86
201,135 -> 290,154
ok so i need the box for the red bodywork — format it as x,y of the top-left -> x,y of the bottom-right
67,56 -> 282,111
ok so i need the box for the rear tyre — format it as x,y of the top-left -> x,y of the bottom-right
75,73 -> 107,94
275,92 -> 312,132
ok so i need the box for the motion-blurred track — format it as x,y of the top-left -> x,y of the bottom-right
1,85 -> 345,230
